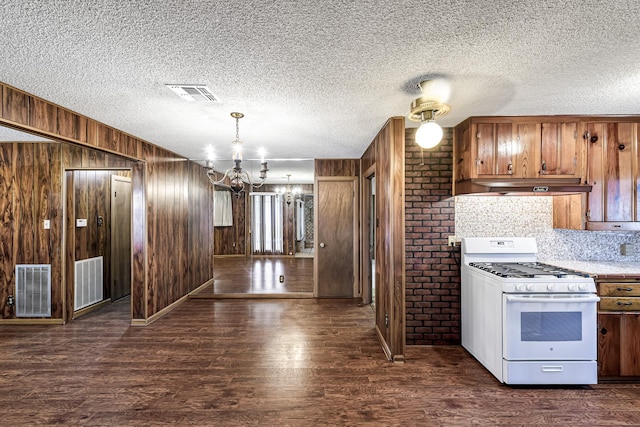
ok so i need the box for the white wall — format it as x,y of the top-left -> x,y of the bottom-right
454,196 -> 640,262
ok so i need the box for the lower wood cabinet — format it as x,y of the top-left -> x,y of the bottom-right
597,280 -> 640,380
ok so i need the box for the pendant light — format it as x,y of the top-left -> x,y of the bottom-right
206,112 -> 269,196
408,80 -> 451,149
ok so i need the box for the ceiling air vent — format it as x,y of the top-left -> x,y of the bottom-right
165,84 -> 219,102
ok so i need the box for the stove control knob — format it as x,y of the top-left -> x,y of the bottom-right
568,284 -> 578,291
547,284 -> 557,291
526,284 -> 536,291
516,284 -> 526,291
579,283 -> 590,291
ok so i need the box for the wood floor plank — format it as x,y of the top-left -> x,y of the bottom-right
1,297 -> 640,426
195,256 -> 314,295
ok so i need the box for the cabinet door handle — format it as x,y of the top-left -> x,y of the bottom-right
617,287 -> 633,292
616,301 -> 633,306
619,144 -> 626,151
507,162 -> 513,174
541,161 -> 547,172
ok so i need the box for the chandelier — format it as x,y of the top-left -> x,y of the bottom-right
206,112 -> 268,197
277,174 -> 301,205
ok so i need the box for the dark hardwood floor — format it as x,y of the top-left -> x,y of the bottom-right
2,297 -> 640,426
195,256 -> 314,296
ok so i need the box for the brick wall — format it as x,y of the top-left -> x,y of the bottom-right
405,128 -> 461,345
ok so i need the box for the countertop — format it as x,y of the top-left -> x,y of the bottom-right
543,260 -> 640,279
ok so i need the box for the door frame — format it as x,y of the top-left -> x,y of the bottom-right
63,167 -> 133,322
361,166 -> 376,306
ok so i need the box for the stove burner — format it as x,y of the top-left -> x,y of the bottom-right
468,262 -> 590,278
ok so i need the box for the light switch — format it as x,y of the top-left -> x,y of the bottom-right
76,218 -> 88,227
43,220 -> 50,230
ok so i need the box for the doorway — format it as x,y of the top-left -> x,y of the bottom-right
110,175 -> 132,301
294,194 -> 314,258
64,168 -> 133,321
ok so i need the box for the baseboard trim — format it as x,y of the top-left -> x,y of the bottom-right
130,293 -> 189,327
190,292 -> 314,299
0,318 -> 64,325
188,278 -> 215,296
376,325 -> 393,361
130,279 -> 215,326
73,299 -> 111,319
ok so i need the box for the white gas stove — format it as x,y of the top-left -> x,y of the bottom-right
461,237 -> 599,385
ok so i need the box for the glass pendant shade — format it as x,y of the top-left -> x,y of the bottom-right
415,120 -> 443,149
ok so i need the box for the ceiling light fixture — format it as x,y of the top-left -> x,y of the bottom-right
277,174 -> 301,205
206,112 -> 268,197
408,80 -> 451,149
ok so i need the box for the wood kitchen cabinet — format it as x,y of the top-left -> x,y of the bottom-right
597,279 -> 640,380
454,116 -> 640,230
585,122 -> 640,230
540,122 -> 584,178
552,120 -> 639,230
453,117 -> 589,189
454,119 -> 540,179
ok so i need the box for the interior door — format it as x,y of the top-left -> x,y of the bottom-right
315,178 -> 357,297
111,175 -> 132,301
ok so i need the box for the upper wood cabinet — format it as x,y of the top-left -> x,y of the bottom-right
540,122 -> 583,178
584,122 -> 639,230
456,120 -> 540,179
454,116 -> 640,230
454,117 -> 587,182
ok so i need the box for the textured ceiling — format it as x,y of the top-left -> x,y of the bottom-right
2,0 -> 640,183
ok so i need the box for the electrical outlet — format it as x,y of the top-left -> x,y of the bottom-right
621,244 -> 636,256
447,236 -> 461,246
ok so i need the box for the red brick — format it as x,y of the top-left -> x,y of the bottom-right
405,130 -> 459,345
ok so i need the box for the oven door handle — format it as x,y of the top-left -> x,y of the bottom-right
506,295 -> 600,303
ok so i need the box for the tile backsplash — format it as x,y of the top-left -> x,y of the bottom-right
454,196 -> 640,262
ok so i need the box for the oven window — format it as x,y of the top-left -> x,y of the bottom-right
521,312 -> 582,341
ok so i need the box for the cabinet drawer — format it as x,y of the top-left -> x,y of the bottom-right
600,297 -> 640,312
599,283 -> 640,297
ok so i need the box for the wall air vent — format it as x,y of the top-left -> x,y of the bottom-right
165,84 -> 219,102
15,264 -> 51,317
74,256 -> 104,311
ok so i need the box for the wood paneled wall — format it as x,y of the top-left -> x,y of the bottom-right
0,142 -> 135,320
315,159 -> 359,177
0,143 -> 63,318
361,117 -> 406,362
361,141 -> 376,175
0,82 -> 215,322
214,192 -> 247,256
187,162 -> 215,289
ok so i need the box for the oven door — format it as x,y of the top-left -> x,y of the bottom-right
503,293 -> 600,361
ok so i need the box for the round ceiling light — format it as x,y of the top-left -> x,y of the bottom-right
408,79 -> 451,149
415,120 -> 444,149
